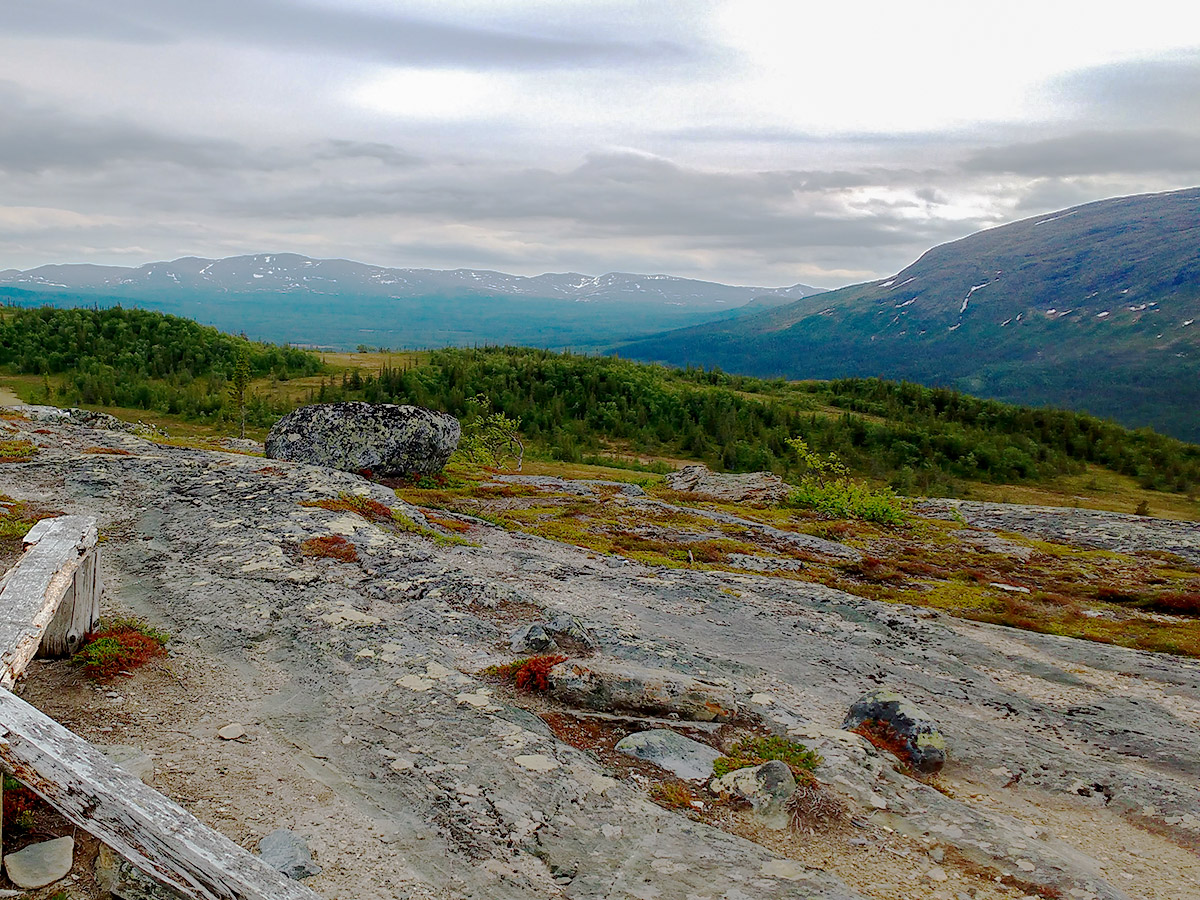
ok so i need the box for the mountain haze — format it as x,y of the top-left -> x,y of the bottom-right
0,254 -> 822,352
621,187 -> 1200,441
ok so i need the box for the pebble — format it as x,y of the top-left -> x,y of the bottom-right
4,836 -> 74,889
217,723 -> 247,740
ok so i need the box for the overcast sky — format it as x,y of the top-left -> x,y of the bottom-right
3,0 -> 1200,287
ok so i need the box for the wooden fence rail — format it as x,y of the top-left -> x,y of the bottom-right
0,516 -> 323,900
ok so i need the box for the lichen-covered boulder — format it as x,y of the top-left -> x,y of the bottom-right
265,402 -> 459,476
842,688 -> 947,774
548,658 -> 737,722
710,760 -> 797,826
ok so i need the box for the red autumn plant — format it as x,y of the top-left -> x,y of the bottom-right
486,654 -> 567,692
301,534 -> 359,563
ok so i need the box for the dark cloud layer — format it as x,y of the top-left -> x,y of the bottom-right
3,0 -> 686,69
963,130 -> 1200,178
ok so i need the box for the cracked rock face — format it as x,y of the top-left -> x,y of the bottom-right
265,402 -> 460,476
4,411 -> 1199,900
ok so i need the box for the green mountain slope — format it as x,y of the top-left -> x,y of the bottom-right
620,187 -> 1200,441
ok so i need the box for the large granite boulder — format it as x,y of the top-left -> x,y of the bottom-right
664,464 -> 789,504
842,688 -> 947,774
265,402 -> 459,476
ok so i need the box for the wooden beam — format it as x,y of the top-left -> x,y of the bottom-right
0,515 -> 98,686
0,688 -> 322,900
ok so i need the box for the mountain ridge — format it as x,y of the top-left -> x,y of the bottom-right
1,253 -> 823,308
620,186 -> 1200,441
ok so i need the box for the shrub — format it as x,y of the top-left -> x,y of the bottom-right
73,617 -> 169,680
649,781 -> 698,810
485,654 -> 567,691
300,534 -> 359,563
788,479 -> 908,525
1146,591 -> 1200,615
713,735 -> 822,780
785,769 -> 846,829
0,439 -> 37,462
3,775 -> 39,833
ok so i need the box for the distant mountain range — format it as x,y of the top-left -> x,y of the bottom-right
621,187 -> 1200,442
0,254 -> 821,351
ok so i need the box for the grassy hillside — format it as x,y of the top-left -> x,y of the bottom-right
621,187 -> 1200,441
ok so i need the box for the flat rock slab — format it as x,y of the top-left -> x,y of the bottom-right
4,835 -> 73,889
549,658 -> 738,722
616,729 -> 723,780
665,464 -> 790,504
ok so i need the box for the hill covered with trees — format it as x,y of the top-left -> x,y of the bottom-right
2,307 -> 1197,500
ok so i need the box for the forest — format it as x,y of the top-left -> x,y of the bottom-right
2,307 -> 1198,496
0,305 -> 319,424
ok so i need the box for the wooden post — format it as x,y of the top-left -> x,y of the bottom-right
40,542 -> 101,658
0,515 -> 99,687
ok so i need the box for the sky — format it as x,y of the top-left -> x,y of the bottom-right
2,0 -> 1200,288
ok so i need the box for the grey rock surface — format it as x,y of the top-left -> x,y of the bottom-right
265,402 -> 459,476
842,688 -> 947,774
4,836 -> 73,889
258,828 -> 321,880
615,729 -> 722,780
548,658 -> 738,722
6,410 -> 1198,899
665,464 -> 791,504
921,498 -> 1200,564
96,744 -> 155,785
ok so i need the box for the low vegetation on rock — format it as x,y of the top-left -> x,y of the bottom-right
72,617 -> 169,680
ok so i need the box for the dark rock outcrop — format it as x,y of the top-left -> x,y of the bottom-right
842,688 -> 947,774
265,402 -> 459,476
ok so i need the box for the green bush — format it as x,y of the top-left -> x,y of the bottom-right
787,479 -> 908,525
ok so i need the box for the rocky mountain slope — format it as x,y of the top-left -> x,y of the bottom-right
0,255 -> 822,353
621,187 -> 1200,441
3,410 -> 1199,900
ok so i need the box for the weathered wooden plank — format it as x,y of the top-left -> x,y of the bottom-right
0,688 -> 322,900
41,547 -> 101,657
0,516 -> 96,685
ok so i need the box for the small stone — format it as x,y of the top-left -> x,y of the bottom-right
217,723 -> 246,740
615,729 -> 722,780
509,623 -> 558,654
4,836 -> 74,889
542,613 -> 598,649
925,866 -> 948,882
929,846 -> 945,863
257,829 -> 321,880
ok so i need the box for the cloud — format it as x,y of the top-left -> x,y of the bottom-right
961,130 -> 1200,177
1048,53 -> 1200,128
0,82 -> 245,173
4,0 -> 688,70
